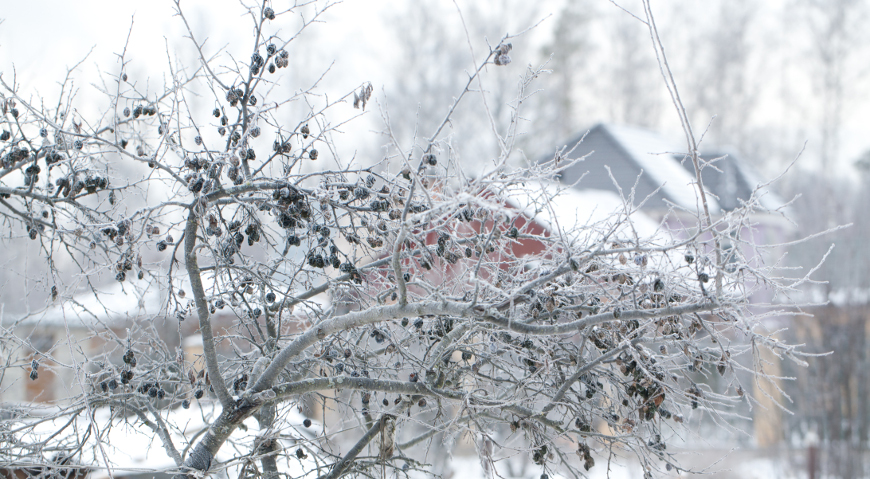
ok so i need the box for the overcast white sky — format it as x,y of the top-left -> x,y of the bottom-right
0,1 -> 397,99
0,0 -> 415,167
1,0 -> 868,176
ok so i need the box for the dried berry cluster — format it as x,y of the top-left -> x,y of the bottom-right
128,104 -> 158,118
29,359 -> 39,381
1,146 -> 30,169
493,42 -> 512,65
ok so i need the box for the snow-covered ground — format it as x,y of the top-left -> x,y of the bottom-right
444,455 -> 643,479
441,449 -> 801,479
11,401 -> 322,479
12,402 -> 812,479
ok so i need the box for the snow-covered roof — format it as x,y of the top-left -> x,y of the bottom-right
790,286 -> 870,307
11,283 -> 169,329
689,148 -> 788,212
505,181 -> 667,243
5,270 -> 334,332
602,123 -> 720,214
550,123 -> 721,215
13,401 -> 321,479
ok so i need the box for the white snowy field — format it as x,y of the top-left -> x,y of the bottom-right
437,449 -> 803,479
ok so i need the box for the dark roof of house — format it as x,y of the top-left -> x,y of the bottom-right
552,123 -> 783,213
553,123 -> 718,213
678,150 -> 784,211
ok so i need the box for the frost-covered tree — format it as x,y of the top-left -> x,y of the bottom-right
0,2 -> 815,479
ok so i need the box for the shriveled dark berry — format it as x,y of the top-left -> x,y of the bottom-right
308,254 -> 325,268
108,379 -> 118,389
148,387 -> 158,398
195,389 -> 204,399
213,108 -> 221,118
266,292 -> 276,303
190,177 -> 204,193
264,7 -> 275,19
303,418 -> 312,428
29,370 -> 38,381
182,399 -> 191,409
157,388 -> 166,399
